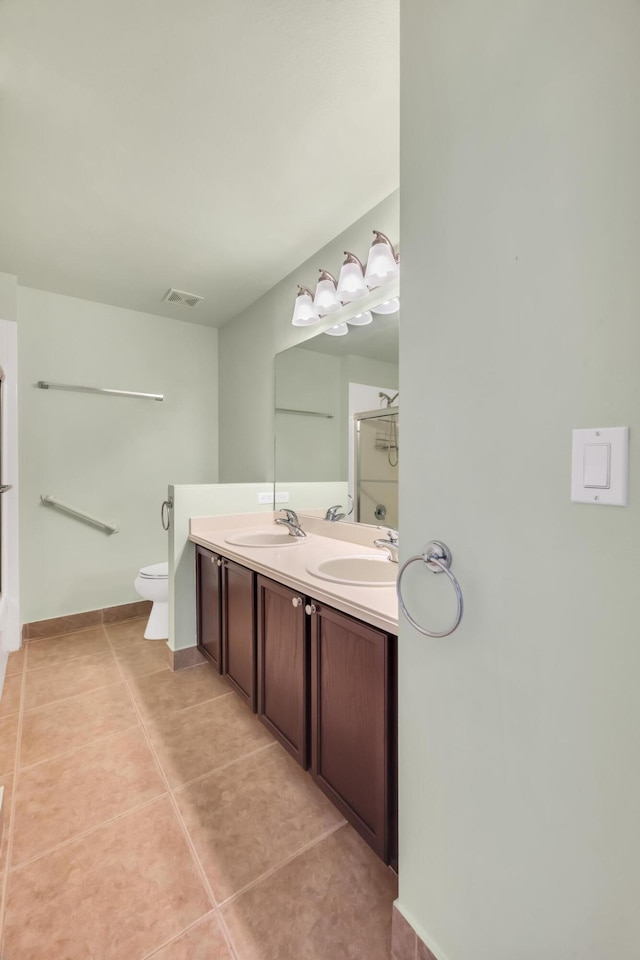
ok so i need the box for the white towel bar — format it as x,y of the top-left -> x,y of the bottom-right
40,494 -> 119,534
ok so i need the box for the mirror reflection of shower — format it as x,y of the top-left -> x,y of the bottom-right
353,397 -> 399,528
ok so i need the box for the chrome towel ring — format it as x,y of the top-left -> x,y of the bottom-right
397,540 -> 464,638
160,496 -> 173,531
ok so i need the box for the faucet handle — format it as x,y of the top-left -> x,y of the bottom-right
279,508 -> 299,524
325,504 -> 343,520
377,526 -> 399,543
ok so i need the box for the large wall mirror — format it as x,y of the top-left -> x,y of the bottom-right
274,294 -> 399,527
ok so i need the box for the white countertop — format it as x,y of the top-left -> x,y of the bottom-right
189,512 -> 399,635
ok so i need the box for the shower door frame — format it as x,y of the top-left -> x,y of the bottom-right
353,406 -> 399,525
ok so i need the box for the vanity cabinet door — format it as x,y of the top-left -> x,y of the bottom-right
222,559 -> 256,711
309,603 -> 396,863
195,545 -> 223,673
256,576 -> 309,768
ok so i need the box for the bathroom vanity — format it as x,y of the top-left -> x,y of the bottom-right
190,513 -> 398,867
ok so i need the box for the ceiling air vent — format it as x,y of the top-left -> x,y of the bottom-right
163,288 -> 204,308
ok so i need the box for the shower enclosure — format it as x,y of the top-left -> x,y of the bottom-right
354,406 -> 399,527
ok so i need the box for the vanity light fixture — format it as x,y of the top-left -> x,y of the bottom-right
364,231 -> 400,288
336,252 -> 368,303
290,227 -> 399,326
347,310 -> 373,326
371,298 -> 400,315
313,270 -> 341,316
291,286 -> 319,326
324,322 -> 349,337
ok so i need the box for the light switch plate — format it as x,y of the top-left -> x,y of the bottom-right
571,427 -> 629,505
275,491 -> 290,503
257,492 -> 272,504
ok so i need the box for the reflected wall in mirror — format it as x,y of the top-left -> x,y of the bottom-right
274,306 -> 399,525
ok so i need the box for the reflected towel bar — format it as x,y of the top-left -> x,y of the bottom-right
41,494 -> 119,534
37,381 -> 163,401
275,407 -> 334,419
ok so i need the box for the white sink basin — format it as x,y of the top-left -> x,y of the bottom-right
224,529 -> 312,548
307,554 -> 397,586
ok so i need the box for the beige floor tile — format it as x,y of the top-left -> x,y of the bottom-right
105,618 -> 148,646
221,825 -> 397,960
20,683 -> 138,767
111,638 -> 171,679
23,651 -> 120,710
149,914 -> 232,960
175,744 -> 344,902
0,773 -> 14,881
129,664 -> 229,722
3,797 -> 212,960
0,715 -> 19,776
26,627 -> 109,672
146,693 -> 273,788
6,647 -> 25,676
12,727 -> 166,865
0,673 -> 22,718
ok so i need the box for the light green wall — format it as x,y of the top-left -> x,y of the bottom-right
399,2 -> 640,958
217,191 -> 399,482
0,272 -> 17,322
19,286 -> 218,623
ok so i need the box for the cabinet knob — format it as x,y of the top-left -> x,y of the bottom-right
210,556 -> 216,564
291,597 -> 303,608
305,603 -> 317,616
216,558 -> 223,567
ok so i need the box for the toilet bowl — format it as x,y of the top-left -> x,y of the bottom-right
134,562 -> 168,640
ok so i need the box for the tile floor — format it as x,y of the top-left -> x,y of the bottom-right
0,619 -> 397,959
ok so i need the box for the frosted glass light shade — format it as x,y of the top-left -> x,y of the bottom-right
347,310 -> 373,326
324,323 -> 349,337
337,255 -> 368,303
313,276 -> 341,315
364,235 -> 399,288
291,287 -> 319,326
371,298 -> 399,315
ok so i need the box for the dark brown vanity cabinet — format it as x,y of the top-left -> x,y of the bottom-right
197,551 -> 396,865
196,548 -> 257,710
195,545 -> 223,673
309,602 -> 396,865
222,558 -> 257,711
256,576 -> 309,768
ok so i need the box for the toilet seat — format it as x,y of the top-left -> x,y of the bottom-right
138,562 -> 168,580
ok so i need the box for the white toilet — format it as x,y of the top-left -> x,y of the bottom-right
134,562 -> 168,640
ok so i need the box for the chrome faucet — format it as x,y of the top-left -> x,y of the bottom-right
324,504 -> 346,522
274,508 -> 306,538
373,528 -> 399,562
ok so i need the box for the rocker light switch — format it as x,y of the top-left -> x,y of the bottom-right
583,443 -> 610,488
572,427 -> 629,506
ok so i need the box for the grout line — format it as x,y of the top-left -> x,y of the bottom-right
22,648 -> 116,677
139,908 -> 219,960
171,741 -> 278,793
20,676 -> 125,716
101,628 -> 235,956
16,720 -> 142,773
22,677 -> 123,715
9,792 -> 170,872
0,638 -> 29,953
140,690 -> 235,726
24,646 -> 116,673
138,689 -> 233,726
216,820 -> 347,910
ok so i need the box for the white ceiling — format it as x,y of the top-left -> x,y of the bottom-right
0,0 -> 399,327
